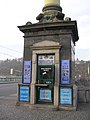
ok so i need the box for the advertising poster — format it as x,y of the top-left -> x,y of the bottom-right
23,61 -> 31,84
19,86 -> 30,102
40,89 -> 51,101
61,60 -> 70,84
60,87 -> 72,105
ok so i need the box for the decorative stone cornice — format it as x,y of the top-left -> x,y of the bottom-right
18,21 -> 79,43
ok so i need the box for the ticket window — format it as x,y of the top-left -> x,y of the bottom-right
36,54 -> 55,103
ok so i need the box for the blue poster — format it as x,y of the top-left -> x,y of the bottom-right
19,86 -> 30,102
40,89 -> 51,101
23,61 -> 31,84
61,60 -> 70,84
60,87 -> 72,105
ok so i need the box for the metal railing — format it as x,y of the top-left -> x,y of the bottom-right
0,76 -> 22,84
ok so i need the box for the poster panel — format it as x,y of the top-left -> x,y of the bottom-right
23,61 -> 31,84
60,87 -> 72,105
19,86 -> 30,102
40,89 -> 51,101
61,60 -> 70,84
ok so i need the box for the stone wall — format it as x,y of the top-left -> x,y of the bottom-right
78,86 -> 90,103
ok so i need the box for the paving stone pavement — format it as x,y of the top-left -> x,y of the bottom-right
0,96 -> 90,120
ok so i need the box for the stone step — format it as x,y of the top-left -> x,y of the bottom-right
29,104 -> 59,111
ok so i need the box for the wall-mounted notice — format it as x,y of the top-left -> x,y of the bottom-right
23,61 -> 31,84
60,87 -> 72,105
19,86 -> 30,102
61,60 -> 70,84
38,55 -> 54,65
40,89 -> 51,101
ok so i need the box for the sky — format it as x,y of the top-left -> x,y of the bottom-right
0,0 -> 90,61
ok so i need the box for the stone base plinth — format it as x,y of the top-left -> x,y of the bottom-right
59,106 -> 77,111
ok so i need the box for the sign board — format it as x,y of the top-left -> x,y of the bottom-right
60,87 -> 72,105
61,60 -> 70,84
23,61 -> 31,84
19,85 -> 30,102
38,55 -> 54,65
39,89 -> 52,101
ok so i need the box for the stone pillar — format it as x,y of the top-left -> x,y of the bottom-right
44,0 -> 60,6
54,85 -> 59,106
30,52 -> 37,104
73,85 -> 78,109
36,0 -> 64,22
54,50 -> 59,106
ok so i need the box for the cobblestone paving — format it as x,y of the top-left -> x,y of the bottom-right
0,96 -> 90,120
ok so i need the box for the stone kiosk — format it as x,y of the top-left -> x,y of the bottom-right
17,0 -> 79,111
